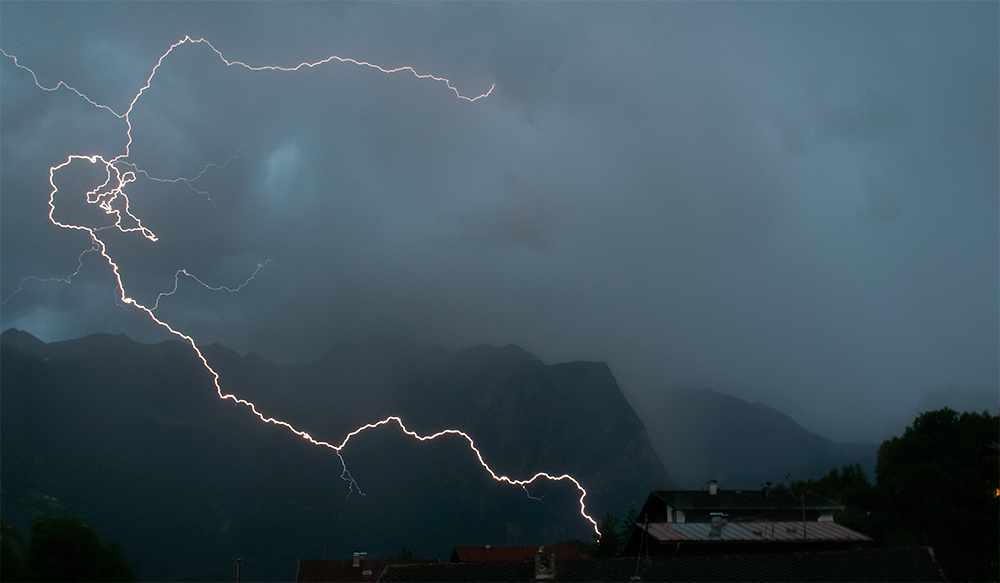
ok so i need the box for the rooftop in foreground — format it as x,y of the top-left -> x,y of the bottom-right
641,520 -> 870,543
378,547 -> 944,582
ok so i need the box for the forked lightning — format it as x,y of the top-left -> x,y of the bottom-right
1,38 -> 598,536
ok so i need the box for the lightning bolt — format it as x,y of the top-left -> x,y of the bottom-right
1,244 -> 100,305
1,38 -> 598,536
151,260 -> 277,312
125,150 -> 243,212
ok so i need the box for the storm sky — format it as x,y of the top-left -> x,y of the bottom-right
1,2 -> 997,443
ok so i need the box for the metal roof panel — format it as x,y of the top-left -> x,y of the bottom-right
642,521 -> 871,543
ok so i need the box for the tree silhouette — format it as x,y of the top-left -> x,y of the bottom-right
588,512 -> 621,558
876,408 -> 998,581
0,515 -> 136,582
780,408 -> 998,581
1,519 -> 30,582
779,464 -> 877,536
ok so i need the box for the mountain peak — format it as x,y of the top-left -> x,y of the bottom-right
641,387 -> 877,488
3,329 -> 671,580
499,343 -> 538,361
0,328 -> 46,351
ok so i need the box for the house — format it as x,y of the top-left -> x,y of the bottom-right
634,483 -> 844,524
622,485 -> 869,556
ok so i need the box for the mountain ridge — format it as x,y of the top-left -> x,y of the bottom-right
1,329 -> 670,581
1,329 -> 880,579
638,386 -> 878,489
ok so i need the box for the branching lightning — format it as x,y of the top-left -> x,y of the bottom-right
1,38 -> 598,535
0,244 -> 100,305
151,260 -> 277,311
124,151 -> 243,212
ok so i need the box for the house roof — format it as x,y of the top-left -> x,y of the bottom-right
451,545 -> 582,563
642,521 -> 871,543
296,558 -> 439,582
378,548 -> 943,582
651,490 -> 844,512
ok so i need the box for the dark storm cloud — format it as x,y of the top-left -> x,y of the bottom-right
1,2 -> 996,443
461,180 -> 560,251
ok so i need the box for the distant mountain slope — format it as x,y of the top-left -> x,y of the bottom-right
205,339 -> 673,514
640,387 -> 878,489
0,329 -> 671,581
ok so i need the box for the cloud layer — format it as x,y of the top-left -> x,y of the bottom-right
2,2 -> 997,442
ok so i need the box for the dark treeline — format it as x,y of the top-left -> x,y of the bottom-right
777,408 -> 997,582
1,515 -> 136,582
591,408 -> 998,582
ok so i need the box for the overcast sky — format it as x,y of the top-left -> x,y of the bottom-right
1,2 -> 996,443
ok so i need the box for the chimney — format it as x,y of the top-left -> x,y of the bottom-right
534,547 -> 555,580
709,513 -> 728,538
352,552 -> 367,567
709,480 -> 717,495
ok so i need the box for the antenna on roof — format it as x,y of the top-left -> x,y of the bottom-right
229,557 -> 242,583
788,489 -> 808,539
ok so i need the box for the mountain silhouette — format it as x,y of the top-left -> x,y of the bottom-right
640,387 -> 878,489
1,329 -> 671,581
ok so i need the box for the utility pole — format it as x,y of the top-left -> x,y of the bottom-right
631,513 -> 648,581
790,488 -> 808,540
801,493 -> 807,539
233,557 -> 242,583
